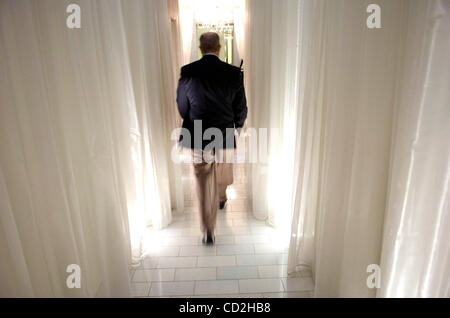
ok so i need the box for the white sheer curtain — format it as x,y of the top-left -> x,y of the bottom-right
288,0 -> 407,297
284,0 -> 449,297
0,0 -> 178,297
178,0 -> 197,64
377,0 -> 450,297
245,0 -> 449,297
120,0 -> 178,231
244,0 -> 302,239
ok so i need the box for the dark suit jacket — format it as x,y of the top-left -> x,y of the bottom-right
176,55 -> 248,149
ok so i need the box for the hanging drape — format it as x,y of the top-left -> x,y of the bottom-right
288,0 -> 407,297
244,0 -> 302,240
283,0 -> 449,297
120,0 -> 179,231
377,0 -> 450,297
0,0 -> 179,297
178,0 -> 198,65
244,0 -> 449,297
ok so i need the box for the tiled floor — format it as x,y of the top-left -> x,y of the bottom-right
129,163 -> 314,298
130,208 -> 314,298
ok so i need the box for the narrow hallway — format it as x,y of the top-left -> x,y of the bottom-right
1,0 -> 448,300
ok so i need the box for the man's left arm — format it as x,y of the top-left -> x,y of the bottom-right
176,69 -> 190,119
232,71 -> 248,130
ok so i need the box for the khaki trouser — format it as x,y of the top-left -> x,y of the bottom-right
192,149 -> 234,235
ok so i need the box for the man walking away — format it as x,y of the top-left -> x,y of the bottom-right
176,32 -> 247,245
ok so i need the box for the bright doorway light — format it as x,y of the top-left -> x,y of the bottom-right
179,0 -> 245,65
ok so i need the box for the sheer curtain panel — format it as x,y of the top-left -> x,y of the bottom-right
286,0 -> 450,297
0,0 -> 178,297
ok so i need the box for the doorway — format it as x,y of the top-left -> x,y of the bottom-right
128,0 -> 314,298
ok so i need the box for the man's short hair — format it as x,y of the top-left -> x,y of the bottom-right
199,32 -> 220,53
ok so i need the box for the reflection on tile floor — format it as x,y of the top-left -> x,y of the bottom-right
130,163 -> 314,298
130,207 -> 314,298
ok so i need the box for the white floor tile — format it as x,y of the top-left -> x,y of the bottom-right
239,278 -> 285,293
142,257 -> 158,269
197,255 -> 236,267
133,193 -> 315,297
299,269 -> 313,278
195,280 -> 239,295
175,268 -> 216,281
227,212 -> 250,220
220,293 -> 263,298
258,265 -> 288,278
143,246 -> 180,257
149,281 -> 195,297
230,200 -> 249,212
216,219 -> 234,227
236,254 -> 287,266
217,244 -> 254,255
254,243 -> 287,254
157,257 -> 197,268
131,282 -> 151,297
168,221 -> 198,229
281,277 -> 315,292
179,245 -> 216,256
232,219 -> 250,227
163,228 -> 201,237
214,236 -> 235,245
233,219 -> 266,227
235,235 -> 270,244
132,269 -> 175,282
161,236 -> 200,246
216,227 -> 252,235
217,266 -> 259,280
250,226 -> 276,235
262,291 -> 313,298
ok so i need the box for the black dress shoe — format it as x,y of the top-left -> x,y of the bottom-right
219,200 -> 227,210
202,231 -> 215,245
